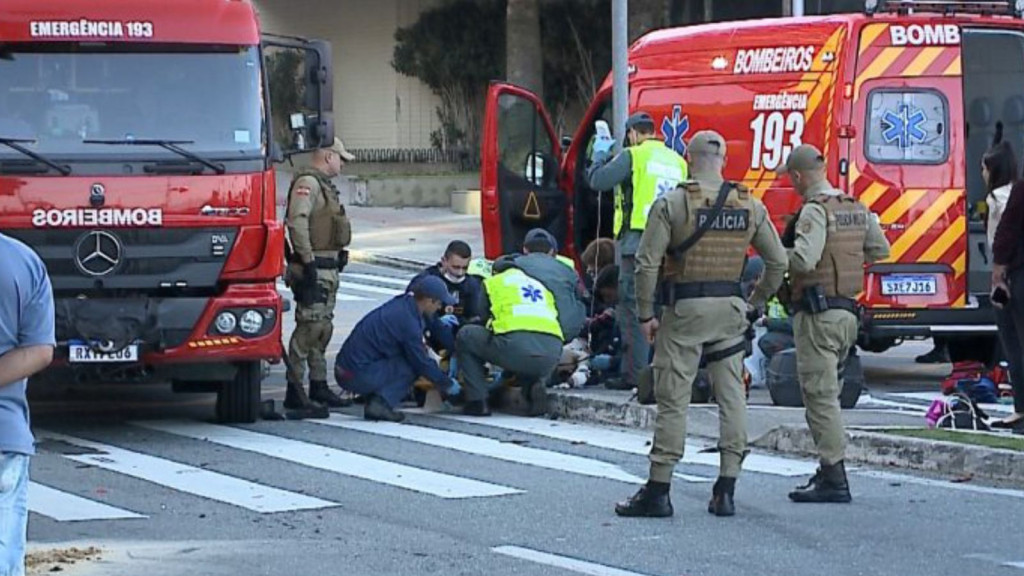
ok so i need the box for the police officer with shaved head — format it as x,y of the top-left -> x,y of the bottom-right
588,112 -> 689,392
615,130 -> 787,519
780,144 -> 890,504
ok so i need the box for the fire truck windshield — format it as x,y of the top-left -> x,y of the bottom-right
0,45 -> 263,163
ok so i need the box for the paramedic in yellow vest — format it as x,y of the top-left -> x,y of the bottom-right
455,261 -> 564,417
284,138 -> 354,411
615,130 -> 787,519
587,112 -> 688,391
781,145 -> 890,504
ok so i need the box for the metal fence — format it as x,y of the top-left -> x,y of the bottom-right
349,148 -> 480,171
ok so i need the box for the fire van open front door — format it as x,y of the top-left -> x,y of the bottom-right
480,83 -> 565,259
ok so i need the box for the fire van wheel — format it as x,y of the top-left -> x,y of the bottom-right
215,361 -> 262,424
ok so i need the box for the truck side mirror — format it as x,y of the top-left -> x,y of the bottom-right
262,35 -> 336,157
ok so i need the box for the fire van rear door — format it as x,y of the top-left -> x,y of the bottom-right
480,83 -> 565,259
851,22 -> 967,310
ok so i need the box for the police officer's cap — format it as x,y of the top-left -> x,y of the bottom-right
625,112 -> 655,131
687,130 -> 727,157
780,144 -> 825,173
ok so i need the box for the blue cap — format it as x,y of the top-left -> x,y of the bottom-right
411,275 -> 456,306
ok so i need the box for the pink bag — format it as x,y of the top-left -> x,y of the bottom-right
925,398 -> 948,428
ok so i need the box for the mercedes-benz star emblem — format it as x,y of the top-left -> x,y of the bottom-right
74,231 -> 122,276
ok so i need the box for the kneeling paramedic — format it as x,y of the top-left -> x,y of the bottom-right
615,131 -> 787,518
457,233 -> 566,417
780,145 -> 889,503
334,276 -> 460,422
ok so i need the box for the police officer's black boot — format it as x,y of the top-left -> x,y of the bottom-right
707,477 -> 736,517
309,380 -> 352,408
614,481 -> 673,518
283,380 -> 308,410
788,461 -> 852,503
283,380 -> 329,420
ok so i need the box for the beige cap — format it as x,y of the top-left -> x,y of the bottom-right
780,144 -> 825,173
687,130 -> 727,157
330,137 -> 356,162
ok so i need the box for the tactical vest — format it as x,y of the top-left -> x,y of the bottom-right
484,268 -> 563,340
789,193 -> 869,300
614,140 -> 688,235
661,181 -> 754,287
288,168 -> 352,251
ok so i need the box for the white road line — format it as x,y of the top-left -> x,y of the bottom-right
492,546 -> 656,576
276,282 -> 369,301
1003,562 -> 1024,570
28,482 -> 146,522
338,281 -> 403,296
133,420 -> 522,499
343,273 -> 413,287
429,413 -> 817,477
856,470 -> 1024,499
310,414 -> 644,484
36,431 -> 338,514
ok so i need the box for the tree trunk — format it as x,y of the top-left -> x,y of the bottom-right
506,0 -> 544,100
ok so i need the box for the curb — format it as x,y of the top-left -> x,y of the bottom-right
752,425 -> 1024,484
349,250 -> 429,273
548,390 -> 1024,484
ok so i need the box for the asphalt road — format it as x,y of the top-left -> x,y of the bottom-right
25,263 -> 1024,576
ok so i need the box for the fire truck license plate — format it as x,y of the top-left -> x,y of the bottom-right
881,275 -> 937,296
68,343 -> 139,363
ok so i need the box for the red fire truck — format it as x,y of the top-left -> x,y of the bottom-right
481,0 -> 1024,363
0,0 -> 334,422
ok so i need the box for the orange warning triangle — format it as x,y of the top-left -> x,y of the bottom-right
523,191 -> 541,220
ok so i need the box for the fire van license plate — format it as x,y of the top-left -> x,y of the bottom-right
68,344 -> 139,363
881,275 -> 937,296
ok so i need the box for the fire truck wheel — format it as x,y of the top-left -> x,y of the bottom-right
216,361 -> 262,423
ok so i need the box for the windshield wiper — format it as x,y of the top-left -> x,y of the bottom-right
83,138 -> 226,175
0,137 -> 71,176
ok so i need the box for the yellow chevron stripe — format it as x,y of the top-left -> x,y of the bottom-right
944,55 -> 962,76
902,47 -> 945,77
849,163 -> 861,187
855,47 -> 904,99
919,215 -> 964,262
889,189 -> 959,260
859,181 -> 888,209
859,23 -> 888,55
952,251 -> 966,277
880,189 -> 928,224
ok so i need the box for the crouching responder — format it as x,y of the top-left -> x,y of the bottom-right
780,145 -> 889,504
491,228 -> 587,413
614,131 -> 786,519
285,137 -> 354,411
456,232 -> 567,417
334,276 -> 460,422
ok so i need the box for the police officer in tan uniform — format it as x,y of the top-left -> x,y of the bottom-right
781,145 -> 890,503
285,138 -> 354,410
615,131 -> 787,518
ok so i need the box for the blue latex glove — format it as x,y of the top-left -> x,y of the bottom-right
448,357 -> 459,379
590,134 -> 615,163
447,378 -> 461,397
439,314 -> 460,328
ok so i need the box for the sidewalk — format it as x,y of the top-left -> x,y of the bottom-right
345,205 -> 1024,484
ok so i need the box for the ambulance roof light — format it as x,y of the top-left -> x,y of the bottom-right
866,0 -> 1023,17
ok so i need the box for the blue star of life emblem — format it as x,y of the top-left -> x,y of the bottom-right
881,104 -> 927,149
521,285 -> 543,303
661,105 -> 689,155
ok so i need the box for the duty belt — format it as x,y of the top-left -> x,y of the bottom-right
795,296 -> 859,315
314,256 -> 338,269
660,281 -> 743,304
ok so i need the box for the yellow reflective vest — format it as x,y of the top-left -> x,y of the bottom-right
484,268 -> 563,340
613,139 -> 689,235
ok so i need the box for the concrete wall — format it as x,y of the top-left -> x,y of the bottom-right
274,169 -> 478,212
254,0 -> 443,150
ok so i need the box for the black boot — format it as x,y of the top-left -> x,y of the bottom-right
707,477 -> 736,517
614,482 -> 673,518
463,399 -> 492,417
309,380 -> 351,408
789,461 -> 852,503
284,380 -> 310,410
526,381 -> 548,417
364,394 -> 405,423
282,381 -> 329,420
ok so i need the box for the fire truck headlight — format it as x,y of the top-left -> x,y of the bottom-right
214,311 -> 237,334
239,310 -> 264,335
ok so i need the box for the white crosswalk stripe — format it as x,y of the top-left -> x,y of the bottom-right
133,420 -> 523,499
277,270 -> 412,302
29,482 -> 146,522
428,413 -> 818,477
36,431 -> 338,514
309,414 -> 646,484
